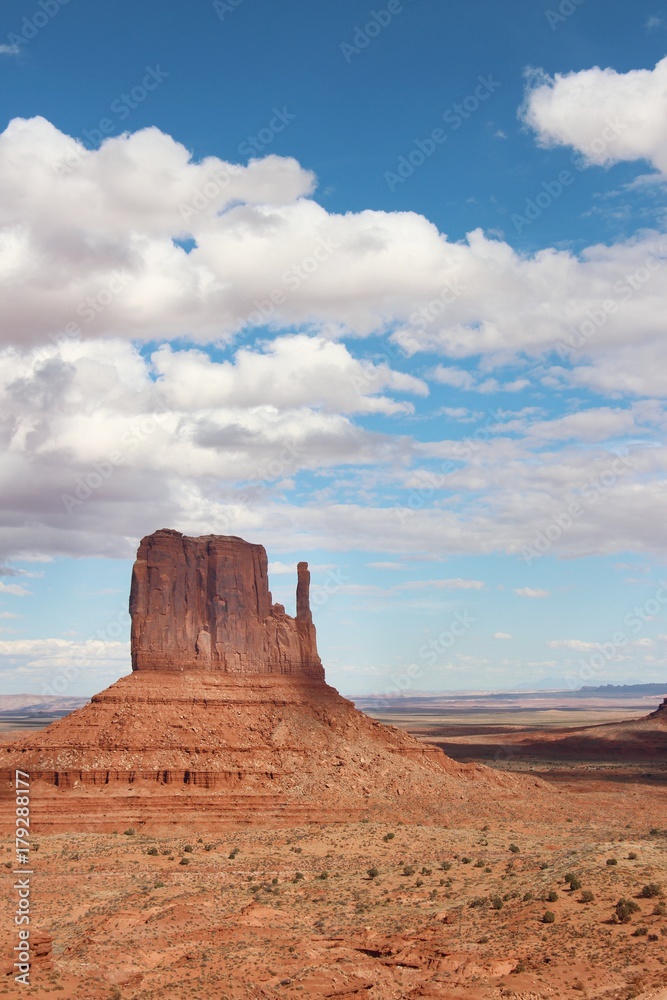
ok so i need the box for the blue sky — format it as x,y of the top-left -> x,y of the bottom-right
0,0 -> 666,697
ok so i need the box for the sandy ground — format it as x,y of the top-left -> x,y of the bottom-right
2,774 -> 667,1000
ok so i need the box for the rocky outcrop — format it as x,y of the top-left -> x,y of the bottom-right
129,529 -> 323,679
0,528 -> 541,832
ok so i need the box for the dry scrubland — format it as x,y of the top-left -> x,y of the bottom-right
2,798 -> 667,1000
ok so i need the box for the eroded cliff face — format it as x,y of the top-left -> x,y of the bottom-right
129,529 -> 323,678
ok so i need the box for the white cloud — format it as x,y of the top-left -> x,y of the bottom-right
493,632 -> 512,639
521,57 -> 667,176
516,587 -> 549,598
0,581 -> 29,596
1,116 -> 666,388
0,44 -> 20,56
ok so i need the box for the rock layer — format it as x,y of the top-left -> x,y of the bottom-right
130,529 -> 322,679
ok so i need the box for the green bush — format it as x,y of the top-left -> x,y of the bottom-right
421,866 -> 432,875
580,890 -> 594,903
123,828 -> 135,836
508,844 -> 520,854
146,847 -> 158,856
440,861 -> 452,871
606,858 -> 618,866
614,898 -> 640,923
568,877 -> 582,891
542,910 -> 555,923
367,867 -> 379,879
627,852 -> 638,860
293,872 -> 304,881
523,892 -> 534,902
180,858 -> 189,865
640,883 -> 662,898
383,832 -> 395,841
547,890 -> 558,902
183,845 -> 193,853
491,895 -> 503,910
403,865 -> 415,876
318,872 -> 328,880
460,856 -> 472,864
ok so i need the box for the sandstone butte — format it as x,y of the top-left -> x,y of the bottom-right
0,529 -> 540,832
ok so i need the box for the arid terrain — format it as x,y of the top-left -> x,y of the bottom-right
2,700 -> 667,1000
2,535 -> 666,999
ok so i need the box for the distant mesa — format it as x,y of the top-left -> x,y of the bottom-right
0,529 -> 534,832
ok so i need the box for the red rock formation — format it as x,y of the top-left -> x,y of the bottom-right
0,528 -> 539,833
130,529 -> 323,679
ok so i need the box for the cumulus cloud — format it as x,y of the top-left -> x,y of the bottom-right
516,588 -> 549,598
0,638 -> 130,694
0,44 -> 20,56
0,581 -> 30,596
521,57 -> 667,176
493,632 -> 512,639
1,115 -> 666,392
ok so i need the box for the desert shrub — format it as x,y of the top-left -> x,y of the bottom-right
474,859 -> 485,868
403,865 -> 415,876
415,878 -> 423,887
183,845 -> 193,853
606,858 -> 618,866
614,898 -> 640,923
383,833 -> 395,841
179,858 -> 189,865
229,847 -> 239,859
564,872 -> 576,884
204,844 -> 214,852
146,847 -> 158,856
640,883 -> 662,898
318,871 -> 328,880
542,910 -> 555,923
508,844 -> 520,854
580,890 -> 594,903
460,856 -> 472,864
547,891 -> 559,902
367,867 -> 379,879
569,877 -> 582,891
469,896 -> 487,908
649,933 -> 659,941
652,901 -> 667,916
523,892 -> 534,902
627,852 -> 638,860
293,872 -> 304,881
491,895 -> 503,910
440,861 -> 452,871
513,961 -> 527,973
632,926 -> 648,937
421,866 -> 432,875
539,862 -> 549,870
123,828 -> 135,836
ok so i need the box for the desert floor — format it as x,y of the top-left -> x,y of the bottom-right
1,782 -> 667,999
